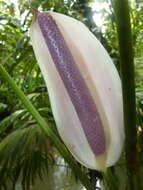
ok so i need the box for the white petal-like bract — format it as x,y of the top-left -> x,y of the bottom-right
30,11 -> 124,171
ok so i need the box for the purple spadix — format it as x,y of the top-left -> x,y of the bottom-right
30,11 -> 124,171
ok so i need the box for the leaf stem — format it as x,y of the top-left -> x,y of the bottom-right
0,63 -> 94,190
111,0 -> 141,189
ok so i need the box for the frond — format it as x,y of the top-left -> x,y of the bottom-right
0,124 -> 54,190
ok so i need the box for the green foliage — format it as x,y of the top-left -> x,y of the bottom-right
0,125 -> 52,189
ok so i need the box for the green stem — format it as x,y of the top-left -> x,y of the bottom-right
111,0 -> 140,189
103,169 -> 118,190
0,64 -> 94,190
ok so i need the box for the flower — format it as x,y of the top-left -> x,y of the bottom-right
30,11 -> 124,171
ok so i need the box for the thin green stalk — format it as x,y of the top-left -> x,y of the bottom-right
0,64 -> 94,190
103,169 -> 118,190
111,0 -> 141,189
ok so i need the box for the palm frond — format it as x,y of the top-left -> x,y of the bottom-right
0,124 -> 54,190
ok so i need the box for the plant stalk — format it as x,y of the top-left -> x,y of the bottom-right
111,0 -> 141,189
0,63 -> 94,190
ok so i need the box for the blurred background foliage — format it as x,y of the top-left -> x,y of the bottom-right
0,0 -> 143,189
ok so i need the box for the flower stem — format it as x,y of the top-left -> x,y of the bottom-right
0,63 -> 94,190
111,0 -> 141,189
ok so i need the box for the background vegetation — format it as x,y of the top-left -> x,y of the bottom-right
0,0 -> 143,189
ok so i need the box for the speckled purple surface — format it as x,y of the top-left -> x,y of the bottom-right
38,12 -> 106,155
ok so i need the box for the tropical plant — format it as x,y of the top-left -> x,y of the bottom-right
0,0 -> 143,190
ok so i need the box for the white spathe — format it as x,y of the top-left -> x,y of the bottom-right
30,11 -> 124,171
